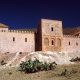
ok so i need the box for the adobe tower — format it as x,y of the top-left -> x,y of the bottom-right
36,19 -> 63,52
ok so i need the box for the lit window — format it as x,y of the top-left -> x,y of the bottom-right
25,38 -> 27,42
13,37 -> 15,42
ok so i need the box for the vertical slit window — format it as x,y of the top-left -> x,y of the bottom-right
25,38 -> 27,42
69,42 -> 70,45
52,40 -> 54,45
13,37 -> 15,42
51,27 -> 53,31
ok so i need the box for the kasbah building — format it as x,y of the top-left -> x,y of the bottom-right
0,19 -> 80,53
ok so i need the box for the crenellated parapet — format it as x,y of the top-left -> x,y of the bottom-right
63,35 -> 80,38
0,29 -> 34,34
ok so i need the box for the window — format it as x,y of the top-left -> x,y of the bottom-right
52,40 -> 54,45
13,37 -> 15,42
51,38 -> 55,46
51,27 -> 53,31
76,42 -> 78,46
69,42 -> 70,45
25,38 -> 27,42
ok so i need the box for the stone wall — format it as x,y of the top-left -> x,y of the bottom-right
41,19 -> 63,36
62,35 -> 80,52
0,30 -> 35,53
40,19 -> 63,52
0,19 -> 80,53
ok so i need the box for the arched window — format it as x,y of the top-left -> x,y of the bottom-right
57,38 -> 61,47
51,38 -> 55,46
44,38 -> 49,46
52,40 -> 54,45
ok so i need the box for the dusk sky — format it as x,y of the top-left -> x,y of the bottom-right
0,0 -> 80,29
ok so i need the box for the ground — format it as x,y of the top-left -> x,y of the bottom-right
0,63 -> 80,80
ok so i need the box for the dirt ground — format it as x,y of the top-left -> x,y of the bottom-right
0,63 -> 80,80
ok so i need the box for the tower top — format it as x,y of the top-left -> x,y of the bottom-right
41,18 -> 62,22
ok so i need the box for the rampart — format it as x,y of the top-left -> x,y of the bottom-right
62,35 -> 80,52
0,29 -> 35,53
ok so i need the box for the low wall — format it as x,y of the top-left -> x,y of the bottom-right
0,31 -> 35,53
62,35 -> 80,52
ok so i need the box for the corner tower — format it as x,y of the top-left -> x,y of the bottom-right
36,19 -> 63,52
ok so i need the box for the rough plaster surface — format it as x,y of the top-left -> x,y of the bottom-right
0,31 -> 35,53
0,19 -> 80,53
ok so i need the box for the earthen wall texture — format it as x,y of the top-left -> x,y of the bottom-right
0,31 -> 35,53
0,19 -> 80,53
62,36 -> 80,52
40,19 -> 63,52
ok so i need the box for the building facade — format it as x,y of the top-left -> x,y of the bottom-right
36,19 -> 63,52
0,19 -> 80,53
0,23 -> 35,53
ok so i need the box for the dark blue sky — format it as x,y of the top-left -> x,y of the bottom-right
0,0 -> 80,29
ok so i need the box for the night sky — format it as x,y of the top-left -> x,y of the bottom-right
0,0 -> 80,29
